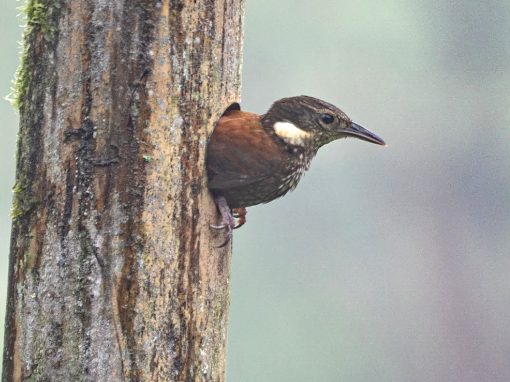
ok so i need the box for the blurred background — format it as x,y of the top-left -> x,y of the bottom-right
1,1 -> 510,381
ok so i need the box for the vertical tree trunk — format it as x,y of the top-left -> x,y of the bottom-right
3,0 -> 244,380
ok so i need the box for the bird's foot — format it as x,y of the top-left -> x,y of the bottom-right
232,207 -> 247,229
211,196 -> 235,248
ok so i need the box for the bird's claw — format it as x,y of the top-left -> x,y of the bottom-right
211,198 -> 248,247
216,226 -> 233,248
213,217 -> 234,248
211,196 -> 235,248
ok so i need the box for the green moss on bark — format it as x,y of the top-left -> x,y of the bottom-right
8,0 -> 54,109
10,177 -> 39,220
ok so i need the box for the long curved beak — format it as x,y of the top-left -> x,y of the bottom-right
345,122 -> 386,146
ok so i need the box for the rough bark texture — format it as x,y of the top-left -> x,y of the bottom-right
3,0 -> 244,380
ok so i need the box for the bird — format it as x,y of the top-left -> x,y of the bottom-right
206,95 -> 386,246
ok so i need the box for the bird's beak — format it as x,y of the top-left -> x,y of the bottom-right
344,122 -> 386,146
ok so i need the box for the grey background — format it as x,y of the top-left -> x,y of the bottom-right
1,1 -> 510,381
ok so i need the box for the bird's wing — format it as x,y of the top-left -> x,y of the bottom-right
206,111 -> 283,190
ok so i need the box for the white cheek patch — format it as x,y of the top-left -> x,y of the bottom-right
273,121 -> 312,146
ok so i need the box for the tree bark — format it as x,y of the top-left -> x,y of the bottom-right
3,0 -> 244,380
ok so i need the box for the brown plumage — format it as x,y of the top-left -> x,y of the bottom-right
206,96 -> 386,246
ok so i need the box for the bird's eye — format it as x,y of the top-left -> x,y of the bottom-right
320,113 -> 335,124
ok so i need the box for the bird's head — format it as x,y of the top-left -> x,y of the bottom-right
262,95 -> 386,150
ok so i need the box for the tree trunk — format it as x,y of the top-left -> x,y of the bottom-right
3,0 -> 244,380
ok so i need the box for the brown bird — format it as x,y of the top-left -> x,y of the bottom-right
206,95 -> 386,246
